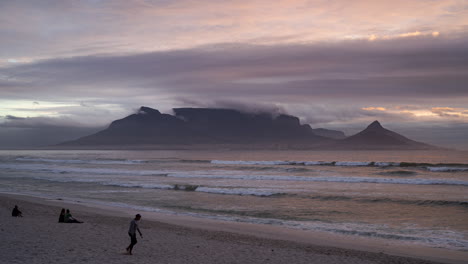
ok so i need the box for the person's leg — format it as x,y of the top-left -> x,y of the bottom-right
127,233 -> 137,254
126,233 -> 132,252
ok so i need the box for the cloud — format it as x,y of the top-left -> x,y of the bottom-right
1,0 -> 467,63
174,98 -> 286,116
1,35 -> 467,108
1,115 -> 86,129
362,107 -> 387,111
1,0 -> 467,149
5,115 -> 26,120
431,107 -> 468,118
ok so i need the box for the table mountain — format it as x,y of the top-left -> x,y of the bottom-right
59,107 -> 436,150
60,106 -> 329,147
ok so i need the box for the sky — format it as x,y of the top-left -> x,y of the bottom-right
1,0 -> 468,149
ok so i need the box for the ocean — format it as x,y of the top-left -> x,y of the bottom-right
1,149 -> 467,252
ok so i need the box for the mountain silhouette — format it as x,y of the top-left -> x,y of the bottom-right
60,106 -> 331,147
331,121 -> 435,149
59,108 -> 436,150
311,128 -> 346,139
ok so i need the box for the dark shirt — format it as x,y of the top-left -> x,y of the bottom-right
12,207 -> 22,217
128,219 -> 140,235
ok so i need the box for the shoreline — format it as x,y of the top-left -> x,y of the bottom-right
1,192 -> 466,264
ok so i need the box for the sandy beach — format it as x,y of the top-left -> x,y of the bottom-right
2,193 -> 466,264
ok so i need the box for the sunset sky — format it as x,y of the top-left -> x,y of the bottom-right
1,0 -> 467,149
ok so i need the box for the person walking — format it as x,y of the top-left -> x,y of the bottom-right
126,214 -> 143,255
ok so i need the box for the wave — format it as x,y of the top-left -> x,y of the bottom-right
18,174 -> 283,197
203,214 -> 468,251
378,170 -> 418,177
316,226 -> 468,250
102,200 -> 468,250
15,157 -> 149,165
196,187 -> 283,196
217,165 -> 311,173
10,156 -> 468,172
211,160 -> 468,171
17,193 -> 463,251
212,160 -> 292,165
303,195 -> 468,209
335,161 -> 372,166
0,163 -> 168,176
426,167 -> 468,172
3,162 -> 468,186
168,173 -> 468,186
211,160 -> 398,167
284,167 -> 310,173
180,159 -> 211,163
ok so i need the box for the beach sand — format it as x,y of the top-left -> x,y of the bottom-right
1,193 -> 465,264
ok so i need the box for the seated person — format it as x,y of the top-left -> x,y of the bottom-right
12,205 -> 23,217
64,209 -> 83,223
58,208 -> 65,223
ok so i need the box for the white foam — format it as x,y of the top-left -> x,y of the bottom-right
15,157 -> 147,165
335,161 -> 372,166
212,160 -> 401,167
3,191 -> 465,251
12,172 -> 281,196
25,175 -> 175,190
3,163 -> 468,187
374,162 -> 400,167
90,198 -> 468,251
104,182 -> 173,189
211,160 -> 293,165
303,161 -> 334,166
426,167 -> 468,172
167,172 -> 468,186
0,163 -> 167,176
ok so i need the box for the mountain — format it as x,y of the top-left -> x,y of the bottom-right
58,107 -> 436,150
60,106 -> 330,148
311,128 -> 346,139
330,121 -> 435,150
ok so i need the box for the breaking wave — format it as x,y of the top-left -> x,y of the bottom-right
9,156 -> 468,172
15,157 -> 149,165
426,167 -> 468,172
378,170 -> 418,177
0,163 -> 168,176
3,163 -> 468,186
167,173 -> 468,186
211,160 -> 468,172
303,195 -> 468,209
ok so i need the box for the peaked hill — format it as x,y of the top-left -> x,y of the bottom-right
330,121 -> 435,150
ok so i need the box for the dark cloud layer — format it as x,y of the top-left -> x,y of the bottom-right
1,35 -> 468,106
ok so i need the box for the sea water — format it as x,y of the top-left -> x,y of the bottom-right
1,149 -> 467,251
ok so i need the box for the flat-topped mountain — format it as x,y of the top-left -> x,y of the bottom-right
59,107 -> 437,150
311,128 -> 346,139
60,106 -> 331,147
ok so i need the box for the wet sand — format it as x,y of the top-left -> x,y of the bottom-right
1,193 -> 464,264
